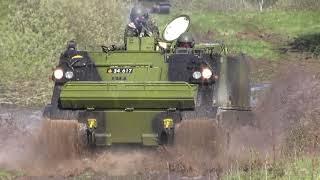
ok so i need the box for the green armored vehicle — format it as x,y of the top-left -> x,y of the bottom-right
138,0 -> 171,14
43,15 -> 251,146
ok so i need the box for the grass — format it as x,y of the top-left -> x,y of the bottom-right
0,0 -> 10,19
0,169 -> 23,180
0,3 -> 319,106
226,38 -> 278,60
0,170 -> 12,180
155,10 -> 320,60
224,156 -> 320,180
0,0 -> 126,107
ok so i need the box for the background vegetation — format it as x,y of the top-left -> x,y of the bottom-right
0,0 -> 319,106
0,0 -> 319,179
0,0 -> 129,106
172,0 -> 320,11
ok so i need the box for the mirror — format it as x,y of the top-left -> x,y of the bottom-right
162,15 -> 190,42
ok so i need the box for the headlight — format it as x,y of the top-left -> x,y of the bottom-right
192,71 -> 201,79
65,71 -> 74,79
202,68 -> 212,79
53,69 -> 64,80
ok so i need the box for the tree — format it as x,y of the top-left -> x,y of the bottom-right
246,0 -> 279,11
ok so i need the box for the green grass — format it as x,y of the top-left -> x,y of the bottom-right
227,38 -> 278,60
0,0 -> 126,106
155,10 -> 320,60
0,0 -> 10,19
0,170 -> 12,180
0,169 -> 23,180
0,0 -> 11,32
174,10 -> 320,37
1,1 -> 320,106
223,156 -> 320,180
255,11 -> 320,36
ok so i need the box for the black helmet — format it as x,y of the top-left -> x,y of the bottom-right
130,5 -> 148,21
176,32 -> 195,48
67,40 -> 77,50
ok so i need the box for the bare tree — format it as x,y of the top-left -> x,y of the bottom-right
246,0 -> 278,11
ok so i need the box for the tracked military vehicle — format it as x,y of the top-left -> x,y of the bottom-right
138,0 -> 171,14
43,15 -> 251,147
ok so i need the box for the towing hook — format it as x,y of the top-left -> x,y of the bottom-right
86,128 -> 96,146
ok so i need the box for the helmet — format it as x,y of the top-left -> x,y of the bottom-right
176,32 -> 195,48
130,5 -> 148,22
67,40 -> 77,50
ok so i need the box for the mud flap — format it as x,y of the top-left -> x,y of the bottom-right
43,104 -> 79,120
214,54 -> 251,110
213,54 -> 251,124
43,83 -> 79,120
213,54 -> 253,148
216,109 -> 254,130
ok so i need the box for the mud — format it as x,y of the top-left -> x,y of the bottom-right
0,112 -> 223,178
1,60 -> 320,178
253,61 -> 320,153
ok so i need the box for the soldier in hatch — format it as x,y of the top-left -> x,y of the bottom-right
125,5 -> 159,38
176,32 -> 195,49
173,32 -> 195,54
106,5 -> 160,51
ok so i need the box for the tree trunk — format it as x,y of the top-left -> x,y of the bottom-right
259,0 -> 264,12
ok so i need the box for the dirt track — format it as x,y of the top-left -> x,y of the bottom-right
1,60 -> 320,179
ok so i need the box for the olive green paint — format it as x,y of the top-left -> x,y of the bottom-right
57,35 -> 250,146
58,36 -> 197,146
60,81 -> 197,110
103,111 -> 165,146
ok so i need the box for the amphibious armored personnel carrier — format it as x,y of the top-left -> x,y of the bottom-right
43,15 -> 251,147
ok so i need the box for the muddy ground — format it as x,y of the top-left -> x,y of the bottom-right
0,59 -> 320,179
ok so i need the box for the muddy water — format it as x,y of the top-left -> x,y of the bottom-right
2,60 -> 320,179
0,107 -> 224,178
0,83 -> 271,179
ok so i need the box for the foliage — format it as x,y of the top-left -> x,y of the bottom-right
224,157 -> 320,179
0,1 -> 319,106
0,169 -> 22,180
0,0 -> 130,106
158,10 -> 320,59
171,0 -> 320,12
172,0 -> 320,11
171,0 -> 255,12
246,0 -> 279,11
276,0 -> 320,10
290,33 -> 320,57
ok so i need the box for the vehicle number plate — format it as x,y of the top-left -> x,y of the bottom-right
107,68 -> 133,74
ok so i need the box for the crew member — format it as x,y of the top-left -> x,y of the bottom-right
125,5 -> 159,38
176,32 -> 195,48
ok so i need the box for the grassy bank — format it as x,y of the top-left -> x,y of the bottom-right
156,10 -> 320,60
0,169 -> 21,180
0,0 -> 129,106
224,156 -> 320,180
0,2 -> 319,106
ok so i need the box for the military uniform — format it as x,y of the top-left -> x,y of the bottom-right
124,19 -> 159,38
123,5 -> 160,47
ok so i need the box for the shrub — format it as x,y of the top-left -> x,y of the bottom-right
0,0 -> 130,105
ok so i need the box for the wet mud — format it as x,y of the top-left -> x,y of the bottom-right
1,61 -> 320,179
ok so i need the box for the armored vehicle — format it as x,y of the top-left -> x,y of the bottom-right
43,15 -> 251,147
138,0 -> 171,14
